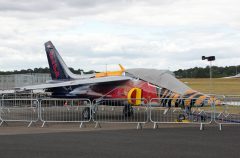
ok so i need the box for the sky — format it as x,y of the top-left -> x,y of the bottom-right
0,0 -> 239,72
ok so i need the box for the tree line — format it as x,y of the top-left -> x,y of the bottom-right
0,65 -> 239,78
174,65 -> 240,78
0,67 -> 96,75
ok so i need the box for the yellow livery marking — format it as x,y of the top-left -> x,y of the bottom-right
184,99 -> 191,106
173,94 -> 180,99
189,92 -> 199,99
183,90 -> 198,107
161,89 -> 168,98
171,93 -> 180,105
195,95 -> 207,105
176,119 -> 190,123
168,93 -> 176,105
185,89 -> 197,94
127,88 -> 142,106
95,64 -> 125,78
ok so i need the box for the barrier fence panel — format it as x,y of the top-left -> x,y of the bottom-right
222,95 -> 240,106
150,98 -> 214,130
0,96 -> 2,123
0,95 -> 239,130
214,95 -> 240,130
2,92 -> 51,100
0,99 -> 39,127
2,93 -> 33,100
39,98 -> 91,128
92,98 -> 148,129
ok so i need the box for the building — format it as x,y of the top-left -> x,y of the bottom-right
0,73 -> 51,90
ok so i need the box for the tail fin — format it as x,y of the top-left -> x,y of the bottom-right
119,64 -> 125,71
45,41 -> 75,80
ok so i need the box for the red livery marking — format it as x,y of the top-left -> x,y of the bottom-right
49,50 -> 60,78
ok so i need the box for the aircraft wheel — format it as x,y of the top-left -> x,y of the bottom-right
177,114 -> 185,122
82,107 -> 91,120
123,106 -> 133,117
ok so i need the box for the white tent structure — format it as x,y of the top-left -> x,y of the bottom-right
224,73 -> 240,78
126,68 -> 192,95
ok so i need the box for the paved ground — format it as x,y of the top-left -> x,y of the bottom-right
0,126 -> 240,158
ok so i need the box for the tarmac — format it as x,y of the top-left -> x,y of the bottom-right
0,124 -> 240,158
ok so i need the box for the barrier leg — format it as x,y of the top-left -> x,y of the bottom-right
41,121 -> 46,128
137,123 -> 142,130
0,120 -> 7,127
95,122 -> 101,128
27,121 -> 33,128
80,122 -> 86,128
0,120 -> 4,126
200,123 -> 204,131
153,122 -> 158,129
219,123 -> 222,131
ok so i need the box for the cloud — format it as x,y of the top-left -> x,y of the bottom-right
0,0 -> 239,71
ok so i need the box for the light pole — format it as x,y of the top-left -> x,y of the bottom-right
236,65 -> 238,75
202,56 -> 216,94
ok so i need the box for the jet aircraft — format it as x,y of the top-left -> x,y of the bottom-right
19,41 -> 213,119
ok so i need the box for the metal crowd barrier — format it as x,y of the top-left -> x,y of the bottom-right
39,98 -> 91,128
0,95 -> 239,131
2,92 -> 50,100
214,95 -> 240,130
92,98 -> 148,129
150,97 -> 214,130
0,96 -> 2,123
0,99 -> 39,127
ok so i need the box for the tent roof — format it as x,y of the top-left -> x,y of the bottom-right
126,68 -> 191,95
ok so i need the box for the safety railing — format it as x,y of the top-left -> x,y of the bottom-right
0,99 -> 39,127
39,98 -> 91,127
2,92 -> 50,100
92,98 -> 148,129
214,95 -> 240,130
0,95 -> 2,123
0,95 -> 239,130
150,97 -> 214,130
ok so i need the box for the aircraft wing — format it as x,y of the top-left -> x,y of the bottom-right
17,76 -> 131,91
